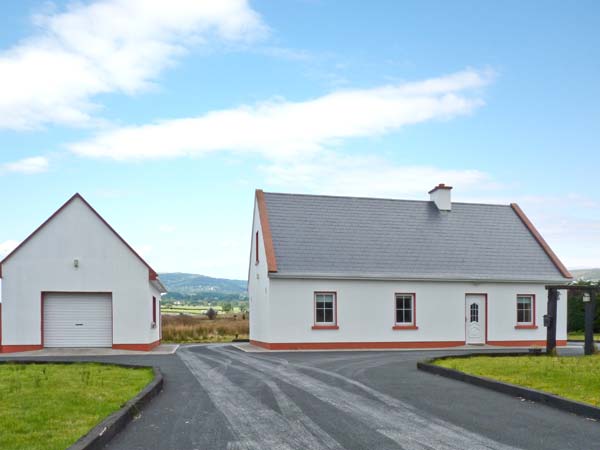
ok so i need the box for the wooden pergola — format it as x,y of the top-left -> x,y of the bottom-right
545,284 -> 599,355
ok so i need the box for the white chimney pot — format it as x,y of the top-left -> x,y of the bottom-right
429,183 -> 452,211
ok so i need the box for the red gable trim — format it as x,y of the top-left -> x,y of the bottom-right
255,189 -> 278,273
510,203 -> 572,279
0,193 -> 158,281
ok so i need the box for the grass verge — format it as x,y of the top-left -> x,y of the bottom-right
434,355 -> 600,406
0,363 -> 154,450
568,331 -> 600,341
162,315 -> 249,343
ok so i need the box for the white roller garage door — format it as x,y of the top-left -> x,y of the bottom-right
43,293 -> 112,347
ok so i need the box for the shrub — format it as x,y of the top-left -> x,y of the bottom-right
567,281 -> 600,332
161,314 -> 249,343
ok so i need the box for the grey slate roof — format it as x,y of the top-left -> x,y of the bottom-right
263,192 -> 567,282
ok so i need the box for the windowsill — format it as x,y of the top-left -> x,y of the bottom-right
393,325 -> 418,330
515,324 -> 538,329
312,325 -> 339,330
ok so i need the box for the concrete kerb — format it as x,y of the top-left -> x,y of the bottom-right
417,352 -> 600,421
0,360 -> 164,450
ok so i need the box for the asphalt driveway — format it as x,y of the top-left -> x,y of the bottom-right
109,344 -> 600,450
5,345 -> 600,449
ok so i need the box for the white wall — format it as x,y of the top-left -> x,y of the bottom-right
264,278 -> 566,344
248,201 -> 271,342
1,197 -> 159,347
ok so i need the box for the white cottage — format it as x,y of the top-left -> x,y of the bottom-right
0,194 -> 166,353
248,186 -> 572,350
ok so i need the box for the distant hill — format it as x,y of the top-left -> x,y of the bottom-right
571,269 -> 600,281
159,273 -> 248,302
159,273 -> 247,294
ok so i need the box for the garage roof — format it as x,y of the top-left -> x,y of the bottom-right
0,193 -> 163,288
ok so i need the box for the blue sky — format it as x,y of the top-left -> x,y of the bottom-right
0,0 -> 598,279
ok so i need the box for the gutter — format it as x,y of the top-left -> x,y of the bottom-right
151,278 -> 168,294
267,273 -> 569,284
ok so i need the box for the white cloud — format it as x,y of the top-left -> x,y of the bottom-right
458,192 -> 600,270
0,0 -> 266,129
511,197 -> 600,271
262,153 -> 492,199
1,156 -> 49,174
0,240 -> 19,258
70,69 -> 493,161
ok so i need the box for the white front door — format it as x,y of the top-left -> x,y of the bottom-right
465,294 -> 486,344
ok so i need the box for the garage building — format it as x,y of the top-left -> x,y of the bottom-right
0,193 -> 166,352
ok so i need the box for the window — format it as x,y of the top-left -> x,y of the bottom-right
395,293 -> 416,327
255,231 -> 259,264
470,303 -> 479,322
152,296 -> 157,324
517,295 -> 534,325
314,292 -> 337,327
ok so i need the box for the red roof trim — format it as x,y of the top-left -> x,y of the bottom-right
0,193 -> 158,281
256,189 -> 278,273
510,203 -> 572,279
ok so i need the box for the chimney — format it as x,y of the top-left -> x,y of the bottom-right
429,183 -> 452,211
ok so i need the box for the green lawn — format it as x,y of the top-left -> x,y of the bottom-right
568,331 -> 600,341
434,355 -> 600,406
0,363 -> 154,450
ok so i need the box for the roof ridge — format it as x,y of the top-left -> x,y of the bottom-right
263,190 -> 511,207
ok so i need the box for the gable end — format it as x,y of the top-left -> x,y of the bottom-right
0,193 -> 158,281
510,203 -> 572,279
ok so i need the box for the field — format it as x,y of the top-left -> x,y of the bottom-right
568,331 -> 600,341
0,363 -> 153,450
434,355 -> 600,406
162,305 -> 244,315
162,314 -> 249,342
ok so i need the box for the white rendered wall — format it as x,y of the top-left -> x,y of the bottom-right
1,197 -> 159,347
248,201 -> 271,343
266,278 -> 566,344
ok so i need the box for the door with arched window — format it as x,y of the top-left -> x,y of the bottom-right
466,294 -> 486,344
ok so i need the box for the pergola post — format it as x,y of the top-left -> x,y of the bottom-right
584,290 -> 597,356
546,288 -> 558,354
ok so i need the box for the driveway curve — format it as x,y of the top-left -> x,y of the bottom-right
103,344 -> 600,450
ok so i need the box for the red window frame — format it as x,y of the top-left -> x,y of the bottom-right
255,231 -> 259,264
393,293 -> 418,330
312,291 -> 339,330
152,296 -> 157,324
515,294 -> 537,329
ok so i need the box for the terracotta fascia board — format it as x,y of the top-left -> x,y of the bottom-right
510,203 -> 573,279
255,189 -> 278,273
